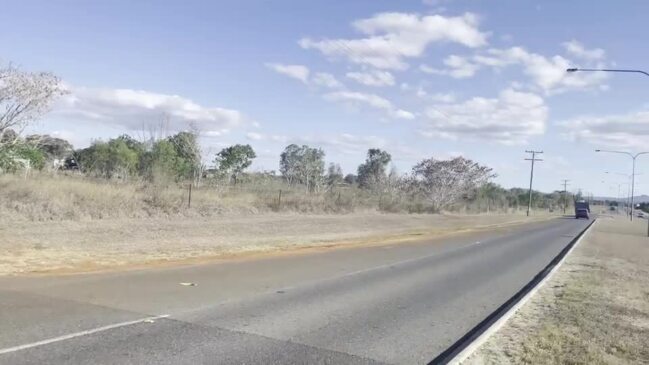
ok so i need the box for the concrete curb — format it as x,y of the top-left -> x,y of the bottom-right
429,219 -> 598,365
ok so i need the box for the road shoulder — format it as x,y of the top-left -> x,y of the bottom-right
466,216 -> 649,364
1,213 -> 553,276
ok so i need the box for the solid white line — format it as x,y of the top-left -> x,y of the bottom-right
449,220 -> 598,365
0,314 -> 169,355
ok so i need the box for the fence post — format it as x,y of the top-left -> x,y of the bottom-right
277,189 -> 282,210
188,183 -> 192,208
337,191 -> 341,205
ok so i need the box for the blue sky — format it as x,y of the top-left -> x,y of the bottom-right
2,0 -> 649,196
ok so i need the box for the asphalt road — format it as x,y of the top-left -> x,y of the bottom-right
0,217 -> 592,365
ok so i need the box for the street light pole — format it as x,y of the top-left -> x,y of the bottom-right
566,68 -> 649,77
597,150 -> 649,221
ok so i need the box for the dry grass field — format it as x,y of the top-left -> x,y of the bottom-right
0,173 -> 555,275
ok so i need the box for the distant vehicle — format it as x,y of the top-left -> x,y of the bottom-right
636,211 -> 646,218
575,200 -> 590,219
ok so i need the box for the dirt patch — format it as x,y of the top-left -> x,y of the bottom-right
467,216 -> 649,364
0,212 -> 551,276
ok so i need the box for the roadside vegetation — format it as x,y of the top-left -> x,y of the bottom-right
0,64 -> 570,222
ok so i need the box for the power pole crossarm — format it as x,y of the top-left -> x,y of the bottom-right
525,150 -> 543,217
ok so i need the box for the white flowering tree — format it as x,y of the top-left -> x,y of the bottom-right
408,156 -> 496,212
0,64 -> 66,143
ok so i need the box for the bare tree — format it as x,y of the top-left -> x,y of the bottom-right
408,157 -> 496,212
0,64 -> 66,143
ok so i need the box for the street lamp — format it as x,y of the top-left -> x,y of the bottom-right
566,68 -> 649,77
596,149 -> 649,221
605,171 -> 634,215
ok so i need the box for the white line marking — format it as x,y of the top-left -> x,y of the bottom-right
0,314 -> 169,355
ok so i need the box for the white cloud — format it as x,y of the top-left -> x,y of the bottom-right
420,55 -> 480,78
53,86 -> 245,136
283,133 -> 388,156
416,87 -> 456,102
312,72 -> 343,88
432,46 -> 608,93
421,43 -> 608,93
299,12 -> 487,70
346,70 -> 395,87
482,47 -> 607,93
266,63 -> 310,83
562,40 -> 605,60
421,88 -> 547,144
246,132 -> 263,140
323,91 -> 415,120
561,110 -> 649,150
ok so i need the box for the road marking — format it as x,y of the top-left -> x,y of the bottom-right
0,314 -> 169,355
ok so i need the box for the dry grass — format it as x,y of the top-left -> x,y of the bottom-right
467,216 -> 649,365
0,173 -> 532,222
0,213 -> 548,276
0,173 -> 402,221
0,173 -> 556,275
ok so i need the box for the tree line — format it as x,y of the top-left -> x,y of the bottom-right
1,63 -> 567,213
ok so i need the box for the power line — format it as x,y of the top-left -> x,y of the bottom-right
525,150 -> 543,216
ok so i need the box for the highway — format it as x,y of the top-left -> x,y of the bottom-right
0,217 -> 591,364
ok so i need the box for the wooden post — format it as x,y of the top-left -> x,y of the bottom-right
277,189 -> 282,210
188,183 -> 192,208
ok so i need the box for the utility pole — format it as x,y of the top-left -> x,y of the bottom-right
525,150 -> 543,216
561,179 -> 570,214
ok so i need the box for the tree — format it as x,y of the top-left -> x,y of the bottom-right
25,134 -> 74,162
344,174 -> 357,185
357,149 -> 391,189
0,65 -> 66,143
214,144 -> 256,184
0,142 -> 45,172
167,131 -> 201,180
280,144 -> 302,186
279,144 -> 325,192
408,156 -> 495,212
76,138 -> 139,180
300,146 -> 325,192
326,163 -> 343,189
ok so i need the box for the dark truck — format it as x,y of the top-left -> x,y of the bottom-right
575,200 -> 590,219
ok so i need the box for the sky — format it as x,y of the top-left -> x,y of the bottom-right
2,0 -> 649,197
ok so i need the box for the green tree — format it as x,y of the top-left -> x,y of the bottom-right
357,149 -> 392,189
343,174 -> 357,185
0,142 -> 45,172
214,144 -> 256,184
167,131 -> 201,180
279,144 -> 325,192
25,134 -> 73,161
76,138 -> 139,179
326,163 -> 343,189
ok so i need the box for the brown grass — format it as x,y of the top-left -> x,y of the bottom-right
0,213 -> 550,276
0,173 -> 532,222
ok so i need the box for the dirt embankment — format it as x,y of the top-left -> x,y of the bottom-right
467,216 -> 649,364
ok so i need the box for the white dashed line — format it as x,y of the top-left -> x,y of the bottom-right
0,314 -> 169,355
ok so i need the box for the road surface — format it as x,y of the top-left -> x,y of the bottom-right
0,217 -> 591,364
